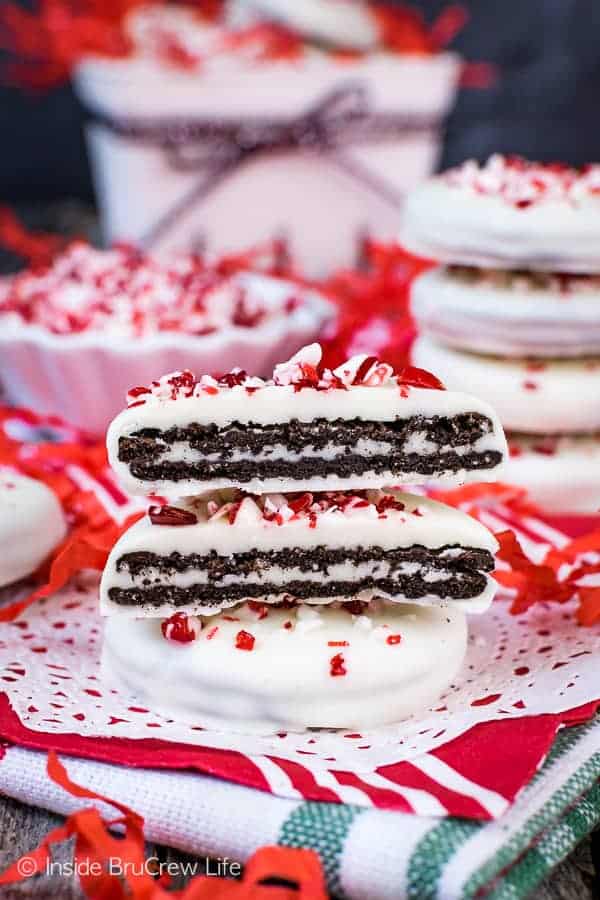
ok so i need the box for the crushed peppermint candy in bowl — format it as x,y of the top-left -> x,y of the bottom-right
0,241 -> 333,437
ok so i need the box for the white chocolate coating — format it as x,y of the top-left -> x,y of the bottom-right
412,266 -> 600,358
101,601 -> 468,732
0,469 -> 67,588
507,435 -> 600,514
236,0 -> 379,50
401,170 -> 600,272
412,336 -> 600,435
100,490 -> 498,617
107,382 -> 507,497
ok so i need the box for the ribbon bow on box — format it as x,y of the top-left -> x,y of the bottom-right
87,82 -> 437,248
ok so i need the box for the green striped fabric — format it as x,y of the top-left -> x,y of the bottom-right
276,714 -> 600,899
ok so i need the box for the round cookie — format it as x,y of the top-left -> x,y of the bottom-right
0,469 -> 67,588
401,155 -> 600,272
411,266 -> 600,358
102,601 -> 467,732
235,0 -> 379,50
411,336 -> 600,435
507,435 -> 600,514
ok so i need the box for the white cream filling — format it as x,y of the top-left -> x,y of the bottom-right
142,428 -> 501,466
157,438 -> 394,465
109,558 -> 462,591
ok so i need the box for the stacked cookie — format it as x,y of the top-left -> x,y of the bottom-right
403,154 -> 600,513
100,344 -> 507,732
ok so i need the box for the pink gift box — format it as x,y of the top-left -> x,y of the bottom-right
75,26 -> 460,276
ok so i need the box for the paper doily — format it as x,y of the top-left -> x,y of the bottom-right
0,574 -> 598,774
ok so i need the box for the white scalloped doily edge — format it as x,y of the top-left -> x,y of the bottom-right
0,574 -> 598,773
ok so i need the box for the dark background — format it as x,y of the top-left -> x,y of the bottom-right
1,0 -> 600,205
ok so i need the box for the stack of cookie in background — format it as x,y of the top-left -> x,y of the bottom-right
403,154 -> 600,514
100,344 -> 507,732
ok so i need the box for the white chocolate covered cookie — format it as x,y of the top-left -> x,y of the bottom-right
108,344 -> 507,496
401,155 -> 600,272
0,469 -> 67,588
102,601 -> 468,732
412,266 -> 600,358
100,490 -> 498,618
412,336 -> 600,435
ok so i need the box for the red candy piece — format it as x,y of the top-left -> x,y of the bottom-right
167,371 -> 196,396
351,355 -> 379,384
386,634 -> 402,646
148,505 -> 198,527
375,495 -> 406,515
127,386 -> 152,398
329,653 -> 347,677
288,492 -> 314,515
227,501 -> 243,525
161,613 -> 199,644
235,629 -> 255,651
397,365 -> 445,391
247,601 -> 268,619
218,370 -> 248,388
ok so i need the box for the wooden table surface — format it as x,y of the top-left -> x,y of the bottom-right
0,794 -> 597,899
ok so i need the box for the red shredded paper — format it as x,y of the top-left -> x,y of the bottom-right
318,239 -> 433,371
431,483 -> 600,626
0,206 -> 66,269
0,751 -> 327,898
0,0 -> 467,89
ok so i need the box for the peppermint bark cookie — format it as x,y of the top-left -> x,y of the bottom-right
0,470 -> 67,588
107,344 -> 507,496
100,490 -> 498,618
412,266 -> 600,358
412,336 -> 600,435
401,155 -> 600,272
102,600 -> 468,731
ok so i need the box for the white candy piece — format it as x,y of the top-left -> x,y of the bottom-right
107,344 -> 507,496
507,435 -> 600,514
101,602 -> 468,732
100,490 -> 499,618
0,469 -> 67,588
412,336 -> 600,435
412,266 -> 600,358
235,0 -> 380,50
401,156 -> 600,272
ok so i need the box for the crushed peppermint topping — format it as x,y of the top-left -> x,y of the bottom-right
126,344 -> 445,405
0,241 -> 308,337
445,154 -> 600,208
184,489 -> 415,528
